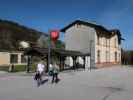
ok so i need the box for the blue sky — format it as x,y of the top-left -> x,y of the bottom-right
0,0 -> 133,50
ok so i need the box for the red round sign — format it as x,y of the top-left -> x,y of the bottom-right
50,30 -> 59,42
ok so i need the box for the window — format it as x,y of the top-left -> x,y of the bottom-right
109,39 -> 110,47
76,23 -> 81,28
10,54 -> 18,64
115,52 -> 117,62
103,38 -> 106,46
106,39 -> 110,47
119,53 -> 121,62
106,51 -> 109,63
97,50 -> 100,63
21,55 -> 27,63
97,36 -> 100,45
106,39 -> 107,47
114,38 -> 117,48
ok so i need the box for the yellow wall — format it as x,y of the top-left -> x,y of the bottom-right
0,52 -> 27,66
0,52 -> 10,65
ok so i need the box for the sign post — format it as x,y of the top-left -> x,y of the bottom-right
48,30 -> 59,71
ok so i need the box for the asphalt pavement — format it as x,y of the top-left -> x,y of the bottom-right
0,66 -> 133,100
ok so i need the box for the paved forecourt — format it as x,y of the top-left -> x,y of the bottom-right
0,66 -> 133,100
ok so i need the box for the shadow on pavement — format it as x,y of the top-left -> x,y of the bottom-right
41,79 -> 49,85
55,78 -> 61,84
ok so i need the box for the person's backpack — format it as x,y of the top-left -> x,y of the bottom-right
48,70 -> 53,76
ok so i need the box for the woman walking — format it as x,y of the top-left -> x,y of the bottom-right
51,63 -> 60,83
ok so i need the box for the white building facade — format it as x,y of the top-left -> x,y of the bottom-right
61,20 -> 122,68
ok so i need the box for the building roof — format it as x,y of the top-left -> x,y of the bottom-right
24,47 -> 90,57
60,19 -> 123,43
54,48 -> 90,56
60,20 -> 111,33
0,49 -> 24,53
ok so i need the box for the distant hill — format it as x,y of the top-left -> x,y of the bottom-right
0,19 -> 48,50
122,50 -> 133,65
0,19 -> 64,51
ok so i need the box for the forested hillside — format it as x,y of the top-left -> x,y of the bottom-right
0,19 -> 47,50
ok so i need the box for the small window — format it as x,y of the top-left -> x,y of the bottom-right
21,55 -> 27,63
108,39 -> 110,47
76,23 -> 81,28
103,38 -> 106,46
106,51 -> 109,63
114,38 -> 117,48
10,54 -> 18,64
115,52 -> 117,62
119,53 -> 121,62
106,39 -> 110,47
97,36 -> 100,45
97,50 -> 100,63
106,39 -> 107,47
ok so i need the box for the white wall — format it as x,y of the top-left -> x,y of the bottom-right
65,24 -> 96,53
65,24 -> 95,68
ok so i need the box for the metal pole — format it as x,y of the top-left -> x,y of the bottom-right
48,44 -> 50,72
27,56 -> 30,73
48,33 -> 51,72
90,41 -> 91,71
90,40 -> 93,71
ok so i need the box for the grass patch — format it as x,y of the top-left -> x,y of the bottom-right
13,64 -> 36,72
13,65 -> 26,72
0,64 -> 36,72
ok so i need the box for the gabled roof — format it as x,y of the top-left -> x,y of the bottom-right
60,20 -> 124,43
60,20 -> 111,33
